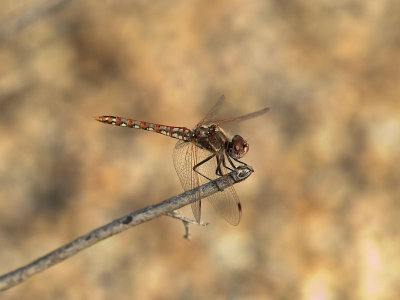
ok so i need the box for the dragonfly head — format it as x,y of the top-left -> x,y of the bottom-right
228,135 -> 249,159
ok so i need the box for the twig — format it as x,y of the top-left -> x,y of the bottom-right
0,165 -> 254,292
166,210 -> 208,239
166,210 -> 208,226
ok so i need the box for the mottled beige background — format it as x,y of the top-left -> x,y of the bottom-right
0,0 -> 399,299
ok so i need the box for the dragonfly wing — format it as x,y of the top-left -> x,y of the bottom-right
173,140 -> 202,222
197,95 -> 225,126
194,149 -> 242,225
207,182 -> 241,225
173,140 -> 242,225
215,106 -> 269,125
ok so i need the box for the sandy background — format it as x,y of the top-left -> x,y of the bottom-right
0,0 -> 399,299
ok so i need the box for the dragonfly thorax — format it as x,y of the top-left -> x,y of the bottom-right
192,124 -> 227,152
227,135 -> 249,159
196,125 -> 214,138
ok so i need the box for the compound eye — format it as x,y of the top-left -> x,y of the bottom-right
243,141 -> 249,155
231,135 -> 249,158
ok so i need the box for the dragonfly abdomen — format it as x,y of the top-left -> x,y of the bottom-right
94,116 -> 192,141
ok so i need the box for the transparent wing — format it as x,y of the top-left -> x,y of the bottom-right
214,107 -> 269,125
197,95 -> 225,126
193,148 -> 242,225
173,140 -> 202,222
173,140 -> 242,225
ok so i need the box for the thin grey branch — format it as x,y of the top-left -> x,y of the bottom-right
0,165 -> 254,292
167,210 -> 208,239
166,210 -> 208,226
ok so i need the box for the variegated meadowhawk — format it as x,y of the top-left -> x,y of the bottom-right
94,96 -> 269,225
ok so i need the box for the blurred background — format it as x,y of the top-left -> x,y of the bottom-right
0,0 -> 399,299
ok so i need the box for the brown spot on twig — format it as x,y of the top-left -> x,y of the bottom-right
122,216 -> 133,224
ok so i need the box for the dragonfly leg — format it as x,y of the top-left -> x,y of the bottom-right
193,153 -> 225,192
226,154 -> 238,169
214,154 -> 227,192
222,156 -> 236,171
226,154 -> 248,169
221,154 -> 235,172
232,156 -> 248,166
215,154 -> 224,176
193,153 -> 216,182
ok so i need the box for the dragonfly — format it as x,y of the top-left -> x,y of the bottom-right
94,96 -> 269,225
